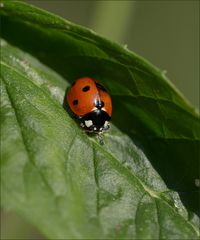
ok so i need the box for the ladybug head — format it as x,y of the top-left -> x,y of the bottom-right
80,109 -> 110,133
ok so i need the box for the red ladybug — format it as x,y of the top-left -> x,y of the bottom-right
67,77 -> 112,133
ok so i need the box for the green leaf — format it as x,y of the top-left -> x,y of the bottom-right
0,1 -> 200,239
1,0 -> 199,215
1,39 -> 199,239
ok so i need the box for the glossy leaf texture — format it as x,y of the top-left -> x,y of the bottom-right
1,38 -> 199,240
0,0 -> 200,239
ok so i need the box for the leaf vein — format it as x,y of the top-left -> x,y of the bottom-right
1,75 -> 55,195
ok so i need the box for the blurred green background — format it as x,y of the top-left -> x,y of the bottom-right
26,0 -> 199,110
1,1 -> 199,239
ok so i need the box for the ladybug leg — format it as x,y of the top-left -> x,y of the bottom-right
80,122 -> 85,128
97,132 -> 104,145
78,116 -> 85,128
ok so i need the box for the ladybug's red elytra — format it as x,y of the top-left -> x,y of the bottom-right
67,77 -> 112,133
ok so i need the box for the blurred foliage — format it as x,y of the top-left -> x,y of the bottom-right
27,0 -> 199,109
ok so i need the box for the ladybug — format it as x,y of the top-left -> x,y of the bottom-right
66,77 -> 112,133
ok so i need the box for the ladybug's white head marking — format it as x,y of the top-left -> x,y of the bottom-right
85,120 -> 93,128
103,121 -> 109,130
80,109 -> 111,133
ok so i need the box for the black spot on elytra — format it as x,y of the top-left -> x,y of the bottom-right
95,82 -> 107,92
73,99 -> 78,105
82,85 -> 90,92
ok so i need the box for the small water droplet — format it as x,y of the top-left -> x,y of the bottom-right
161,70 -> 167,77
123,44 -> 128,49
195,179 -> 200,187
